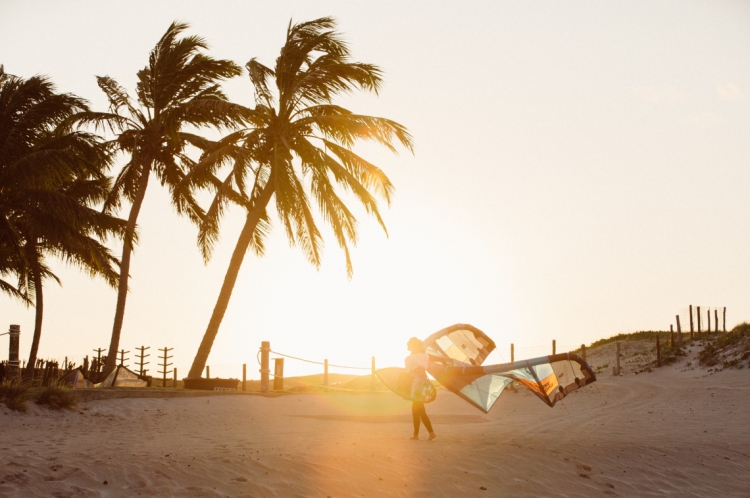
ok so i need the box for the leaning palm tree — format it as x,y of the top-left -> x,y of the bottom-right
185,17 -> 413,378
0,67 -> 127,375
84,22 -> 243,375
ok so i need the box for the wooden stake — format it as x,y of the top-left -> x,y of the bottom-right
697,306 -> 702,335
707,309 -> 711,335
242,363 -> 246,392
714,309 -> 719,333
173,368 -> 177,388
689,305 -> 694,339
670,325 -> 674,348
260,341 -> 270,393
581,344 -> 586,363
656,336 -> 661,367
723,307 -> 727,333
273,358 -> 284,391
510,344 -> 514,363
552,339 -> 556,355
676,315 -> 683,347
615,341 -> 621,376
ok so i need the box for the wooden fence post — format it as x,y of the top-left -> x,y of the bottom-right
670,325 -> 674,348
273,358 -> 284,391
510,344 -> 514,363
581,344 -> 586,363
8,324 -> 20,379
697,306 -> 702,335
615,341 -> 621,376
173,368 -> 177,388
714,309 -> 719,333
260,341 -> 270,393
723,307 -> 727,332
552,340 -> 556,355
656,336 -> 661,367
689,305 -> 694,339
323,359 -> 329,387
676,315 -> 683,347
242,363 -> 246,391
371,357 -> 376,391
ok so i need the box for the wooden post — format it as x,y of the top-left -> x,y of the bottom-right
615,341 -> 621,375
552,340 -> 556,355
676,315 -> 683,347
8,325 -> 20,379
656,336 -> 661,367
689,305 -> 694,339
158,347 -> 173,387
723,307 -> 727,332
323,359 -> 329,387
371,356 -> 376,391
510,344 -> 514,363
135,346 -> 150,376
64,356 -> 68,371
581,344 -> 586,363
273,358 -> 284,390
260,341 -> 270,393
242,364 -> 246,392
697,306 -> 702,335
714,309 -> 719,333
173,368 -> 177,388
707,309 -> 711,335
670,325 -> 674,348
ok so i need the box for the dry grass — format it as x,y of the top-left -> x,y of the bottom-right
0,379 -> 29,412
35,382 -> 78,410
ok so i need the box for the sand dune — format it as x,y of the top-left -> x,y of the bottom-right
1,349 -> 749,497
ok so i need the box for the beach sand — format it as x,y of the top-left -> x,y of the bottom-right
1,350 -> 749,497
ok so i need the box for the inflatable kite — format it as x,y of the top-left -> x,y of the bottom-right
377,324 -> 596,413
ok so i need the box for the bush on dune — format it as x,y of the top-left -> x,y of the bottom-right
36,382 -> 78,410
0,379 -> 29,412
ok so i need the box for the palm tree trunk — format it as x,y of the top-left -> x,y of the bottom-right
104,166 -> 151,374
24,248 -> 43,379
187,189 -> 274,379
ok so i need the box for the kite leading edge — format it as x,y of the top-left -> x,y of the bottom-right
377,324 -> 597,414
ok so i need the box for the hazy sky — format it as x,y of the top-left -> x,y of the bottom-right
1,1 -> 749,379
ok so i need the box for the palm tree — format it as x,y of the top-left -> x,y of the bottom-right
85,22 -> 244,375
185,17 -> 413,378
0,66 -> 127,375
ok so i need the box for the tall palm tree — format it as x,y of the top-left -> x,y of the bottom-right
0,66 -> 127,375
186,17 -> 413,379
85,22 -> 244,375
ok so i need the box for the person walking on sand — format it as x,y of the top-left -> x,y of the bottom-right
406,337 -> 437,440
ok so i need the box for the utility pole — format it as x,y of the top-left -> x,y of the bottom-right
118,349 -> 130,367
158,347 -> 173,388
135,346 -> 150,376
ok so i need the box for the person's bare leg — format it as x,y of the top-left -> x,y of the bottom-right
411,402 -> 420,439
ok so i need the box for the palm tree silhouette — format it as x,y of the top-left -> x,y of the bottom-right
0,66 -> 127,375
86,22 -> 243,375
185,18 -> 413,379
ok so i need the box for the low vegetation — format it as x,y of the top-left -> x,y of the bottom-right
0,379 -> 29,412
698,323 -> 750,370
36,382 -> 78,410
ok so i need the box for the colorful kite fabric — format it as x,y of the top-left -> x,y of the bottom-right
417,324 -> 596,413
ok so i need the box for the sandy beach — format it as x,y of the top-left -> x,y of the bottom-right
1,349 -> 749,497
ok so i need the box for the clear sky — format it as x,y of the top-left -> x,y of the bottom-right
1,1 -> 749,379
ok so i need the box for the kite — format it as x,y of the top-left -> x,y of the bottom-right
377,324 -> 596,413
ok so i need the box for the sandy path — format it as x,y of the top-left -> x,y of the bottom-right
1,358 -> 749,497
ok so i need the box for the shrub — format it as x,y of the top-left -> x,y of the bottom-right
0,379 -> 29,412
36,382 -> 78,410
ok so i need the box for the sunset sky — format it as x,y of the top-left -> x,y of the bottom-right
1,1 -> 749,379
